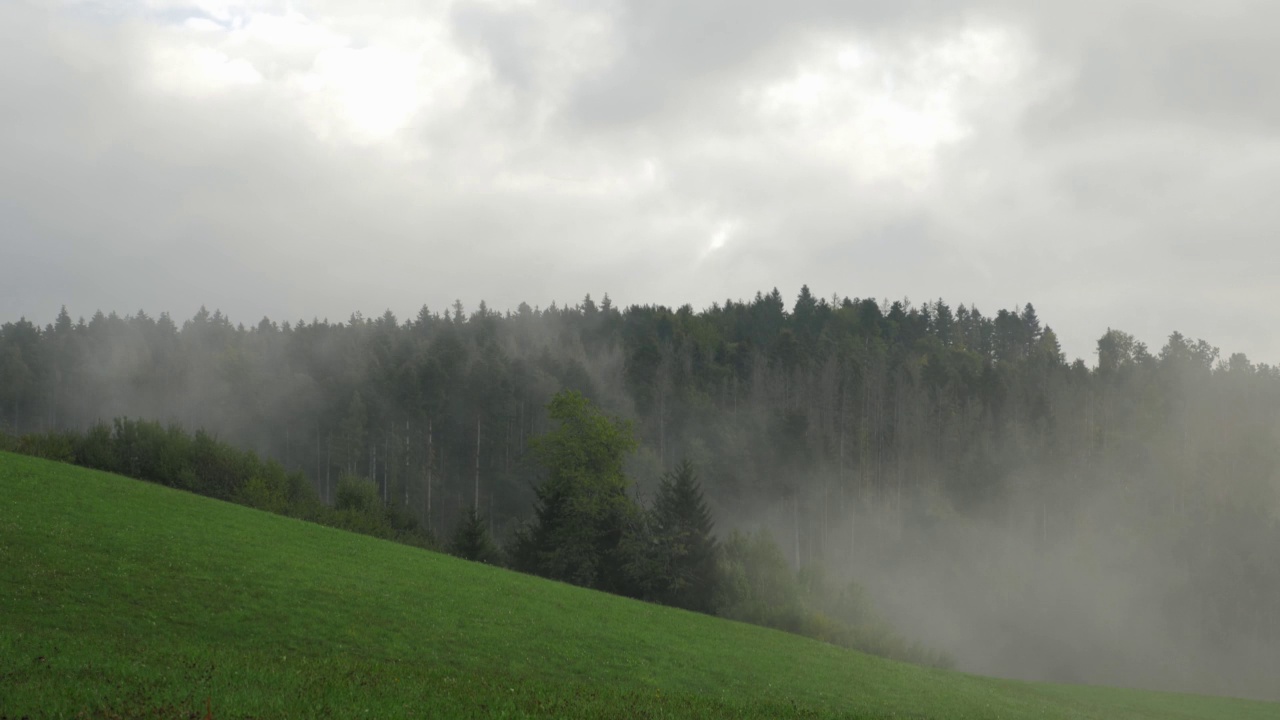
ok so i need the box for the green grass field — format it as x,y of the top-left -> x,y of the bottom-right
2,452 -> 1276,719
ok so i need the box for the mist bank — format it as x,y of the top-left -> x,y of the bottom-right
2,289 -> 1277,697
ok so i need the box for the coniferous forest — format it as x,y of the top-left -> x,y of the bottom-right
2,288 -> 1278,699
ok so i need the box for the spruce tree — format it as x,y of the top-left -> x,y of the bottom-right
448,506 -> 501,565
649,460 -> 719,613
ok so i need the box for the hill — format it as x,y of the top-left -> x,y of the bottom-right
1,452 -> 1275,719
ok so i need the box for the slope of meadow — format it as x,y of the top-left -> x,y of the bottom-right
1,452 -> 1274,719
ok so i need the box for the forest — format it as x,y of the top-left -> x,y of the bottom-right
1,288 -> 1278,698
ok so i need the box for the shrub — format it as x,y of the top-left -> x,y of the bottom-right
235,463 -> 302,515
448,506 -> 503,565
16,431 -> 76,463
76,422 -> 118,472
716,529 -> 805,631
5,419 -> 432,556
335,474 -> 379,513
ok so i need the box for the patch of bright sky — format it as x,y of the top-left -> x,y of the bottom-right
113,0 -> 482,145
294,43 -> 438,142
751,23 -> 1029,189
704,219 -> 737,257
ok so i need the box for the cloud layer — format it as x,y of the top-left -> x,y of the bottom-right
3,0 -> 1278,364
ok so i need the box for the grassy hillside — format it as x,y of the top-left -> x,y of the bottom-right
1,452 -> 1275,719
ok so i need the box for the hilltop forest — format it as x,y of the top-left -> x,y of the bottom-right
2,288 -> 1278,698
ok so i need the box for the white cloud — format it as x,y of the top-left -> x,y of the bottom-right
150,43 -> 263,95
130,4 -> 488,145
183,17 -> 224,32
751,23 -> 1030,188
297,45 -> 430,141
8,0 -> 1280,366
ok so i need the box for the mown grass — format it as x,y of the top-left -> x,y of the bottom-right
1,451 -> 1275,719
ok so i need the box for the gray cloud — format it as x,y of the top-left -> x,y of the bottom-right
3,0 -> 1279,365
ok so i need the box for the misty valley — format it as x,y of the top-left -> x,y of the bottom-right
9,0 -> 1280,715
3,289 -> 1279,716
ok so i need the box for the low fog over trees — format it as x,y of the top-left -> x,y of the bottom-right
2,289 -> 1278,698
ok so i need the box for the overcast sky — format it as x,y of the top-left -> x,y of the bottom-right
3,0 -> 1278,364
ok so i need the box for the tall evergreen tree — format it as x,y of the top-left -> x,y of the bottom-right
648,460 -> 719,613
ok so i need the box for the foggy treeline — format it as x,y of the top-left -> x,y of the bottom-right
1,288 -> 1277,698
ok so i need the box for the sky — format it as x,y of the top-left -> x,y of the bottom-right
2,0 -> 1278,365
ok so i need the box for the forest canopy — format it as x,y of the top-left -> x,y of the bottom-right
1,289 -> 1277,698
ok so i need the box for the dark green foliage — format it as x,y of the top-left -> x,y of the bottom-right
642,460 -> 719,613
78,422 -> 116,471
184,428 -> 248,500
717,529 -> 805,630
236,461 -> 310,515
9,429 -> 76,463
448,505 -> 502,565
335,473 -> 379,513
513,391 -> 643,595
327,474 -> 391,535
5,292 -> 1280,689
2,419 -> 436,551
324,482 -> 433,547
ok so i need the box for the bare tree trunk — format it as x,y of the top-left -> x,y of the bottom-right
658,341 -> 673,469
48,360 -> 57,430
475,416 -> 481,510
821,476 -> 828,561
793,493 -> 801,568
658,390 -> 666,468
426,418 -> 433,532
371,442 -> 379,503
840,385 -> 850,553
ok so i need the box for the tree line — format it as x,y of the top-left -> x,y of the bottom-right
1,289 -> 1278,693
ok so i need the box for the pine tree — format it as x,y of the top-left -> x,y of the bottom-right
448,506 -> 502,565
648,459 -> 719,613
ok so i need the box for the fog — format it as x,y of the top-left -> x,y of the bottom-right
833,484 -> 1278,699
5,0 -> 1280,704
3,297 -> 1275,699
